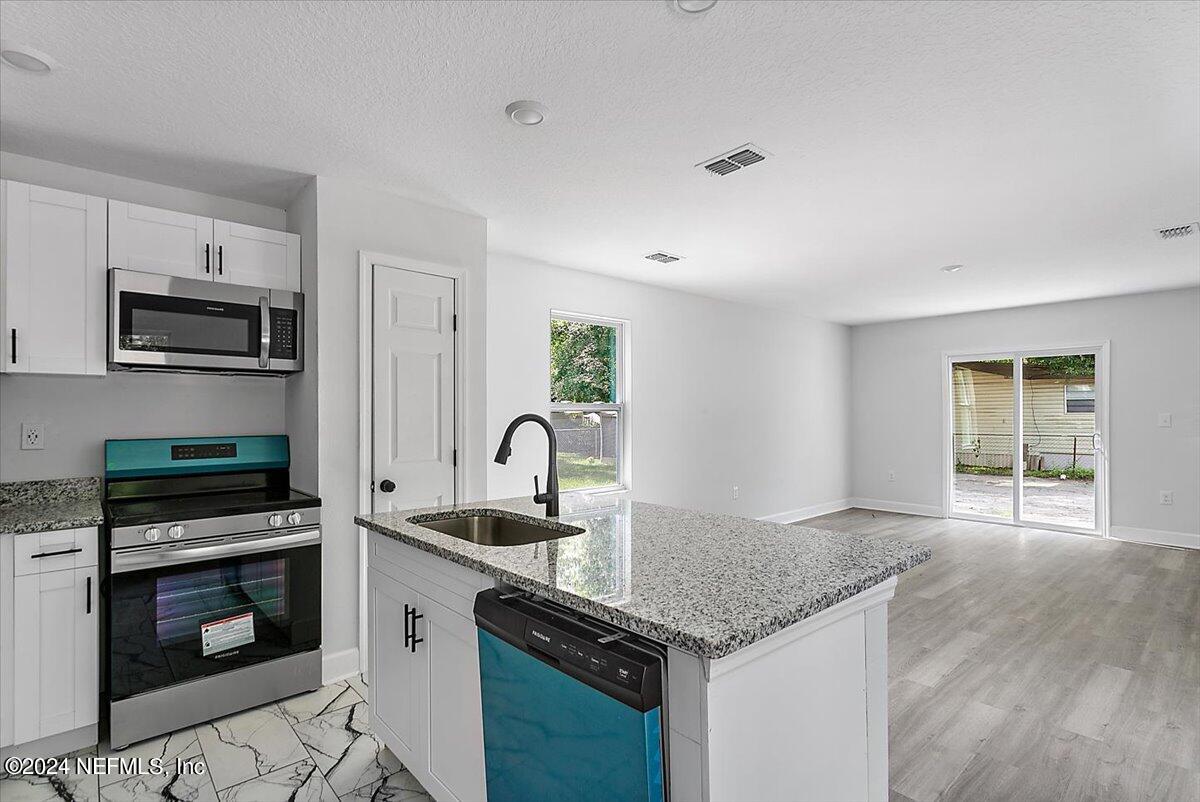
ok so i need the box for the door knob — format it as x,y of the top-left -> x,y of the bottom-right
379,479 -> 396,493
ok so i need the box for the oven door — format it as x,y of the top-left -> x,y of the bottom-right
109,269 -> 269,371
107,529 -> 321,701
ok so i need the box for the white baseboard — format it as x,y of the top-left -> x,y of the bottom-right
322,647 -> 361,684
759,498 -> 852,524
848,498 -> 945,518
1110,525 -> 1200,550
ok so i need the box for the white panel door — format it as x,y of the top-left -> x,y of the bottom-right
213,219 -> 300,291
371,266 -> 456,513
108,200 -> 214,280
2,181 -> 107,375
419,596 -> 486,802
368,568 -> 421,768
12,566 -> 99,743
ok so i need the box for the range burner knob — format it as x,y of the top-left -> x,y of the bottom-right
168,525 -> 185,539
287,512 -> 302,526
144,527 -> 161,542
268,513 -> 284,528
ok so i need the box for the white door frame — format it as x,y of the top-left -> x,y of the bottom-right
357,250 -> 468,676
941,340 -> 1110,538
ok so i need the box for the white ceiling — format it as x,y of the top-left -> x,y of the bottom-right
1,0 -> 1197,324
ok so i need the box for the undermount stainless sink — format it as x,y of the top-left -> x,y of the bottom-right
409,512 -> 584,547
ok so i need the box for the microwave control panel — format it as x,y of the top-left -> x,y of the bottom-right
269,308 -> 298,360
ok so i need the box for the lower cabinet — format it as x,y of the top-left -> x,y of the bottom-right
367,534 -> 488,802
1,527 -> 100,750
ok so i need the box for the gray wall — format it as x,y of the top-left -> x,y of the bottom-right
850,288 -> 1200,541
0,152 -> 290,481
0,373 -> 284,480
311,176 -> 488,674
284,178 -> 319,495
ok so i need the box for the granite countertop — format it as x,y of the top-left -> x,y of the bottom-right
356,495 -> 931,660
0,477 -> 105,535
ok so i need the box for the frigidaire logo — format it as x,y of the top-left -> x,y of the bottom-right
205,306 -> 225,312
530,629 -> 551,644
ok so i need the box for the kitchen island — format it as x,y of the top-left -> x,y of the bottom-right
356,494 -> 930,802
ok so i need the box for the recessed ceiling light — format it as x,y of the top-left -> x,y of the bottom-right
940,264 -> 965,273
0,40 -> 57,73
674,0 -> 718,13
505,100 -> 546,126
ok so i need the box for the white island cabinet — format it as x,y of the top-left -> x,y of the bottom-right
0,527 -> 100,758
367,532 -> 490,802
362,497 -> 928,802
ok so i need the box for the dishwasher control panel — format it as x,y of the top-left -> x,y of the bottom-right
525,620 -> 644,690
474,588 -> 664,712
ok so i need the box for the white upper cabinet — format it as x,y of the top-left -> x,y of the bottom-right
108,200 -> 215,280
110,200 -> 299,291
213,219 -> 300,291
1,180 -> 107,375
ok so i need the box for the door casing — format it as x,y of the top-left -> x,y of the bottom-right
358,251 -> 468,677
941,341 -> 1111,538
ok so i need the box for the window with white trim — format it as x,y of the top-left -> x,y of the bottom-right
1064,384 -> 1095,413
550,313 -> 625,492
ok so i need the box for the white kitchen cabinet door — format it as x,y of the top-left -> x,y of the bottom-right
368,568 -> 421,768
1,181 -> 107,375
418,595 -> 487,802
12,565 -> 99,744
108,200 -> 214,280
213,220 -> 300,291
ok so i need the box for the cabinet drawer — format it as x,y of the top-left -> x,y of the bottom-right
13,528 -> 98,576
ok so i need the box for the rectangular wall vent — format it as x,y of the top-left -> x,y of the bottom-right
644,251 -> 682,263
1157,222 -> 1199,240
697,143 -> 770,177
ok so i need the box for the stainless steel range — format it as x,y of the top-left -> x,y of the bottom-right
102,435 -> 321,749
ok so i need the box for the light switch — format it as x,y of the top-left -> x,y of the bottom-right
1157,413 -> 1172,428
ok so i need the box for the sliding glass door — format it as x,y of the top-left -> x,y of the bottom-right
948,347 -> 1105,535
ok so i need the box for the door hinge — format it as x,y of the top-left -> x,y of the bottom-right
453,449 -> 457,467
452,314 -> 458,332
369,480 -> 375,493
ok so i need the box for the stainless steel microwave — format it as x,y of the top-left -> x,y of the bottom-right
109,269 -> 303,374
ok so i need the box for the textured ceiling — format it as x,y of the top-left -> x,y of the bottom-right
1,0 -> 1197,323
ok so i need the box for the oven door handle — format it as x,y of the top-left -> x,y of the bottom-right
111,529 -> 320,573
259,296 -> 271,369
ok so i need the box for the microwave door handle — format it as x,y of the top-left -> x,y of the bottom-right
259,296 -> 271,368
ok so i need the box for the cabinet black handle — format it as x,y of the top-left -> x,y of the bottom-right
217,245 -> 223,276
404,603 -> 424,653
10,328 -> 15,364
86,576 -> 92,614
205,243 -> 211,274
379,479 -> 396,493
31,547 -> 83,559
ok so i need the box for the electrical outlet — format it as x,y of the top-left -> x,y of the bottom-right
1158,413 -> 1172,428
731,485 -> 740,501
1159,491 -> 1174,505
21,422 -> 44,450
888,470 -> 896,482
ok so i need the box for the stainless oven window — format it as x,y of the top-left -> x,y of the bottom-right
108,542 -> 320,700
128,308 -> 250,353
118,291 -> 261,357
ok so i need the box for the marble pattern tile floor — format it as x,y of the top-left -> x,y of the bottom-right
0,678 -> 433,802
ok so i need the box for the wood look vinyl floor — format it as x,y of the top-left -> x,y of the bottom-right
799,509 -> 1200,802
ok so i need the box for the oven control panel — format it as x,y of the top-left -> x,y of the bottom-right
269,308 -> 298,360
171,442 -> 237,460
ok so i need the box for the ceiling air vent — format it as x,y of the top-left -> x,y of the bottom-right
1157,222 -> 1199,240
697,143 -> 770,177
644,251 -> 682,263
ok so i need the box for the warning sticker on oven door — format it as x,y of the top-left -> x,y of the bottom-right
201,611 -> 255,656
